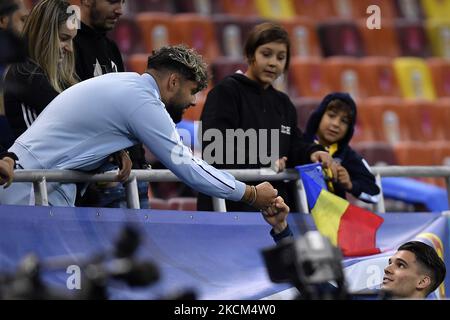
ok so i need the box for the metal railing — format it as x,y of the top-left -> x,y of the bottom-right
11,166 -> 450,213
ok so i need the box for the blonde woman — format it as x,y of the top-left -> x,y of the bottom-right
3,0 -> 78,139
3,0 -> 131,188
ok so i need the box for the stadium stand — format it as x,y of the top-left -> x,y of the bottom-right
16,0 -> 450,208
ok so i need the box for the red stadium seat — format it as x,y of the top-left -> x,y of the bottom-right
427,58 -> 450,98
395,19 -> 432,58
322,57 -> 366,99
393,141 -> 435,165
292,0 -> 335,21
360,97 -> 409,143
358,18 -> 400,57
401,100 -> 446,142
172,14 -> 220,63
211,57 -> 247,84
214,0 -> 258,17
317,19 -> 365,57
280,17 -> 322,57
135,13 -> 177,53
359,57 -> 401,98
289,57 -> 329,98
212,15 -> 262,59
352,141 -> 398,165
352,101 -> 378,143
292,97 -> 321,131
126,54 -> 148,73
109,16 -> 143,55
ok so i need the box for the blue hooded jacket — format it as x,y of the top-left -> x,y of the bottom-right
304,93 -> 380,203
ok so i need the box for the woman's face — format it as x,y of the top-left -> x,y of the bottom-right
58,23 -> 77,64
246,41 -> 287,89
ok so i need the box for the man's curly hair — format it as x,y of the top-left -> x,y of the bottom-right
147,45 -> 208,92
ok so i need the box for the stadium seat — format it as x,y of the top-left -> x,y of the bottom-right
168,197 -> 198,211
148,198 -> 171,210
279,17 -> 322,57
292,0 -> 335,21
393,57 -> 437,100
174,0 -> 214,15
352,141 -> 398,165
289,57 -> 330,98
254,0 -> 296,19
212,15 -> 262,59
425,19 -> 450,58
435,98 -> 450,140
322,57 -> 366,99
172,14 -> 220,63
317,19 -> 365,57
358,18 -> 400,57
393,141 -> 435,165
395,19 -> 432,58
109,16 -> 143,55
360,97 -> 410,144
124,0 -> 174,14
430,140 -> 450,165
420,0 -> 450,20
358,57 -> 401,98
210,57 -> 247,84
214,0 -> 258,17
351,101 -> 378,143
427,57 -> 450,97
292,97 -> 321,131
400,100 -> 445,142
394,0 -> 424,20
136,13 -> 176,54
125,54 -> 148,73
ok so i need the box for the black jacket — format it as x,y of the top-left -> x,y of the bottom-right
73,22 -> 145,169
198,73 -> 323,212
304,92 -> 380,203
3,59 -> 60,139
73,22 -> 124,80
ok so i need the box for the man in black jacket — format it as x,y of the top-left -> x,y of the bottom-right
74,0 -> 149,208
74,0 -> 124,80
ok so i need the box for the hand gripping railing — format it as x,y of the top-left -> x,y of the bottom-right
11,166 -> 450,213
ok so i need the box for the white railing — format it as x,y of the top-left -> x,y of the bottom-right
11,166 -> 450,213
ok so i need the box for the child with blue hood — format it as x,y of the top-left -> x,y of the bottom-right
304,92 -> 380,203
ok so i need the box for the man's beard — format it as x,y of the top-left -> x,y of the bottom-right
90,3 -> 112,32
165,103 -> 185,124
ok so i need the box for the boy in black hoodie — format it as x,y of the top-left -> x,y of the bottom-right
304,92 -> 380,203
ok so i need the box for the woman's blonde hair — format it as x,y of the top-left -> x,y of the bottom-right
22,0 -> 78,92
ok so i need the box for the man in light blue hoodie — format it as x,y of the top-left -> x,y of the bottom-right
1,45 -> 314,209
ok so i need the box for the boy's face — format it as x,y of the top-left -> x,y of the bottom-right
317,106 -> 350,146
246,41 -> 287,89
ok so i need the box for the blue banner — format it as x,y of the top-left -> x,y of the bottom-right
0,205 -> 448,299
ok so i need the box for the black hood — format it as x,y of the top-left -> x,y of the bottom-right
304,92 -> 357,147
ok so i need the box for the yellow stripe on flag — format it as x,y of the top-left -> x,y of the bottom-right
311,189 -> 349,245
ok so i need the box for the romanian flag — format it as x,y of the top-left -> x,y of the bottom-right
298,164 -> 384,257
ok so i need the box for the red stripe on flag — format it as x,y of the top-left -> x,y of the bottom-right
338,204 -> 384,257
